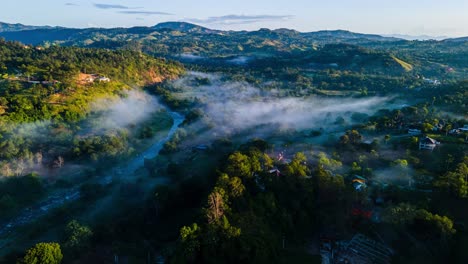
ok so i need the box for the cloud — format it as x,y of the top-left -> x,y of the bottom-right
93,3 -> 140,10
186,14 -> 294,25
119,11 -> 173,16
65,3 -> 79,6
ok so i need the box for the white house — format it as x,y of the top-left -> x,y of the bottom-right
419,136 -> 440,150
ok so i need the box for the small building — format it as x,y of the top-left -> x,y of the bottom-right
192,145 -> 209,152
419,136 -> 440,150
269,168 -> 281,177
423,78 -> 440,85
408,129 -> 422,135
97,76 -> 111,82
460,125 -> 468,132
352,175 -> 367,191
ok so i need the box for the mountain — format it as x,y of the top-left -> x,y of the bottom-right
302,30 -> 402,42
444,36 -> 468,42
0,21 -> 59,32
383,34 -> 449,41
152,21 -> 219,34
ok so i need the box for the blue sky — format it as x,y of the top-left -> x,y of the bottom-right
1,0 -> 467,37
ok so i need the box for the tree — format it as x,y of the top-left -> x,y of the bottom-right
53,156 -> 64,168
382,203 -> 418,226
179,223 -> 201,261
444,123 -> 452,136
317,152 -> 342,171
414,209 -> 456,238
225,152 -> 252,178
434,158 -> 468,198
21,242 -> 63,264
63,220 -> 93,256
285,152 -> 309,177
206,187 -> 228,224
384,134 -> 391,145
339,130 -> 362,145
34,152 -> 43,165
217,174 -> 245,198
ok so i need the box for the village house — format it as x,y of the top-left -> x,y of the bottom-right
408,129 -> 422,135
97,76 -> 111,82
83,74 -> 111,83
419,136 -> 440,150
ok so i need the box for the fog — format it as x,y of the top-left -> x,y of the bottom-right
226,56 -> 251,65
0,90 -> 164,177
89,89 -> 163,133
172,72 -> 390,138
373,167 -> 415,188
177,53 -> 205,61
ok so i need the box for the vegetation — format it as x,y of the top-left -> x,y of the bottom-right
0,23 -> 466,264
20,243 -> 63,264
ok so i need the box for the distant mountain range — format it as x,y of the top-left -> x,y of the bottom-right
382,34 -> 450,41
152,21 -> 219,34
0,21 -> 61,32
1,21 -> 465,43
0,21 -> 406,46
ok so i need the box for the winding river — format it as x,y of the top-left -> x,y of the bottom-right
0,110 -> 185,239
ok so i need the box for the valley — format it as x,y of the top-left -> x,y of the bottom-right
0,20 -> 467,264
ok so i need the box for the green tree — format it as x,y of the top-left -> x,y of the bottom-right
384,134 -> 391,144
434,158 -> 468,198
21,242 -> 63,264
179,223 -> 201,261
285,152 -> 309,177
382,203 -> 418,226
63,220 -> 93,256
217,174 -> 245,198
317,152 -> 342,171
225,152 -> 253,178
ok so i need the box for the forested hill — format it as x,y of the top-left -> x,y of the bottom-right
0,40 -> 184,178
0,39 -> 183,86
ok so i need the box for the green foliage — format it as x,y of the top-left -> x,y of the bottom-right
0,173 -> 43,218
180,223 -> 201,260
216,174 -> 246,198
382,203 -> 418,226
317,152 -> 342,171
434,158 -> 468,198
62,220 -> 93,257
21,242 -> 63,264
225,152 -> 254,178
0,40 -> 183,172
382,203 -> 456,238
285,152 -> 309,177
414,209 -> 456,238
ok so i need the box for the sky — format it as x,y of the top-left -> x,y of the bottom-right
1,0 -> 467,37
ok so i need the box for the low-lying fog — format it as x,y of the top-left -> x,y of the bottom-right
89,90 -> 163,133
171,72 -> 393,136
1,90 -> 164,177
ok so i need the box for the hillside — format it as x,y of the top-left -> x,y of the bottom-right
0,21 -> 58,33
0,39 -> 184,188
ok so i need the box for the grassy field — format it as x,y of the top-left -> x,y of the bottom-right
391,56 -> 414,72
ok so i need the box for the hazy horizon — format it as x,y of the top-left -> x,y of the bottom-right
0,0 -> 467,38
